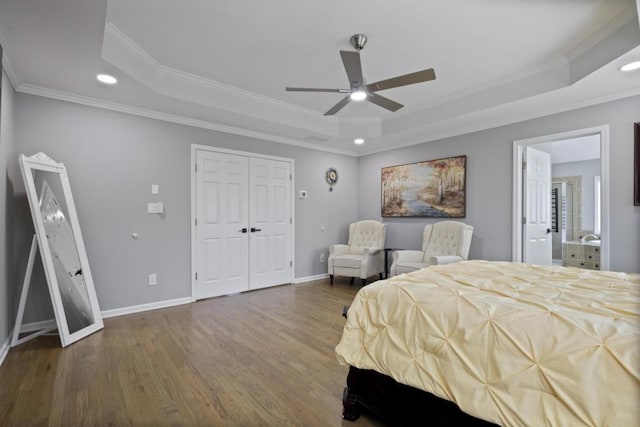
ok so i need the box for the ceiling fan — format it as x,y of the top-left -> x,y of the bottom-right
285,34 -> 436,116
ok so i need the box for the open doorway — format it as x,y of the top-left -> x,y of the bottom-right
512,126 -> 609,271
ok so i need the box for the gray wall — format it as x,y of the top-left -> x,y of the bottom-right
358,95 -> 640,273
13,93 -> 358,315
1,68 -> 18,346
553,159 -> 600,231
7,90 -> 640,330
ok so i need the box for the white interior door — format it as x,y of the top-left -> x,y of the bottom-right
523,146 -> 552,265
196,150 -> 249,299
249,158 -> 292,289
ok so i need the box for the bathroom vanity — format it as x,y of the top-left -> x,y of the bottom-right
562,238 -> 601,270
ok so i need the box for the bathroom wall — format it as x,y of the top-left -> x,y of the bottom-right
553,159 -> 601,232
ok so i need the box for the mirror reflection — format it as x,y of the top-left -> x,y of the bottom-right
33,170 -> 95,333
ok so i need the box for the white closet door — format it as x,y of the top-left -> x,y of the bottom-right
195,150 -> 249,299
249,157 -> 292,289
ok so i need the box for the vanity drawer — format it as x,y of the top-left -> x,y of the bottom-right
564,243 -> 585,261
589,261 -> 601,270
585,246 -> 600,262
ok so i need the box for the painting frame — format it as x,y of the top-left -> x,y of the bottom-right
635,122 -> 639,206
381,155 -> 467,218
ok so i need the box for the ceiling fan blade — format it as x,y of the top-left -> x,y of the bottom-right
286,87 -> 350,93
324,95 -> 352,116
340,50 -> 364,87
367,93 -> 404,112
367,68 -> 436,92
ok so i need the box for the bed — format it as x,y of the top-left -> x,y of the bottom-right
335,260 -> 640,426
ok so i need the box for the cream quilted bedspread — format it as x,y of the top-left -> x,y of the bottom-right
335,260 -> 640,426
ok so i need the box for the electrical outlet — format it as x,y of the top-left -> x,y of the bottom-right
148,273 -> 157,286
320,253 -> 326,263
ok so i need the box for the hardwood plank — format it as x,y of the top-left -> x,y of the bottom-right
0,279 -> 384,426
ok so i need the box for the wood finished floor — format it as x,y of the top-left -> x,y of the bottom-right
0,278 -> 385,427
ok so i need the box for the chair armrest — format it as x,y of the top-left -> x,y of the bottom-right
362,247 -> 382,255
330,244 -> 349,256
392,250 -> 424,263
429,255 -> 464,265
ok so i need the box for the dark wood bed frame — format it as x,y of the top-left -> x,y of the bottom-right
342,366 -> 499,426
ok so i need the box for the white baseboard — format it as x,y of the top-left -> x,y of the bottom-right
0,297 -> 191,363
16,297 -> 192,336
292,273 -> 329,284
21,319 -> 56,333
101,296 -> 192,319
0,333 -> 12,367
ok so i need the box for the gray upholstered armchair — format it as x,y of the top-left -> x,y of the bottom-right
390,221 -> 473,276
328,220 -> 386,286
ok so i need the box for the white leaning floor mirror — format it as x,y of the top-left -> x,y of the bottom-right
13,152 -> 103,347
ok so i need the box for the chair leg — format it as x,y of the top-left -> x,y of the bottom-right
361,278 -> 366,286
350,277 -> 355,285
330,275 -> 334,285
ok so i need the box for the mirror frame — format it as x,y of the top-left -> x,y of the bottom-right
19,152 -> 103,346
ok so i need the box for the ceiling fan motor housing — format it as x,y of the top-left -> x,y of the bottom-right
350,34 -> 368,51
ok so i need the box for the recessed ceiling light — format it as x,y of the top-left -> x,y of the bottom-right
620,61 -> 640,72
350,90 -> 367,101
354,138 -> 365,145
96,74 -> 117,85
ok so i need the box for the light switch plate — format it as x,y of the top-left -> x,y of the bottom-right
151,184 -> 159,194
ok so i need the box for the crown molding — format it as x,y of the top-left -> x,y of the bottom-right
0,32 -> 20,90
16,84 -> 358,157
1,56 -> 19,90
105,23 -> 319,115
567,3 -> 638,61
389,57 -> 570,122
14,79 -> 640,159
102,23 -> 346,138
361,86 -> 640,156
384,60 -> 571,138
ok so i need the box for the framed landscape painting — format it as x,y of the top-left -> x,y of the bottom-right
382,155 -> 466,217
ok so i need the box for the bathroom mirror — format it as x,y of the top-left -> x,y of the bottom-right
18,152 -> 103,346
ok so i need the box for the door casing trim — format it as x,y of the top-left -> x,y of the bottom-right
512,125 -> 609,270
190,144 -> 295,302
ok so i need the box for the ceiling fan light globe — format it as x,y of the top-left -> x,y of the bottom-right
350,90 -> 367,101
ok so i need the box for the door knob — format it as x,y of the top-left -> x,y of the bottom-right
546,228 -> 552,234
251,227 -> 262,232
239,228 -> 248,233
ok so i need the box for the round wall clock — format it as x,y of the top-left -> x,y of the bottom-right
325,167 -> 338,191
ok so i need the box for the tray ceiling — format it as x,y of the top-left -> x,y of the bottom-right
1,0 -> 639,155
